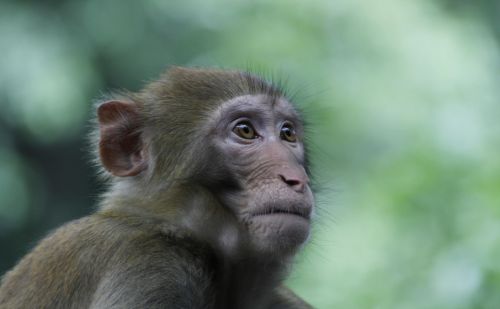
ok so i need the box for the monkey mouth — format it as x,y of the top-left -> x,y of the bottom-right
252,205 -> 311,220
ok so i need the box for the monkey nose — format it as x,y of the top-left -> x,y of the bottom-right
279,171 -> 308,193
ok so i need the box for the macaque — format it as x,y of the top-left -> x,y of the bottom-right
0,67 -> 315,308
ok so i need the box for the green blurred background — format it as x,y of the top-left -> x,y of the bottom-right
1,0 -> 499,308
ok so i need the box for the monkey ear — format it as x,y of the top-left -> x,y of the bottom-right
97,100 -> 147,177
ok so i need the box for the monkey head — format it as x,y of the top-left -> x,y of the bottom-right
96,67 -> 314,258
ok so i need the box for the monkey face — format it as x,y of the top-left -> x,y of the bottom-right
96,69 -> 315,258
209,94 -> 314,255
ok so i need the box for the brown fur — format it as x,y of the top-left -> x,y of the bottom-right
0,67 -> 313,309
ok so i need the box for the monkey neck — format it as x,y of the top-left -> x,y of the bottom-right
214,255 -> 289,309
99,180 -> 294,303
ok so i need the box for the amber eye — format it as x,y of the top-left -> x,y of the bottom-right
233,121 -> 257,139
280,123 -> 297,142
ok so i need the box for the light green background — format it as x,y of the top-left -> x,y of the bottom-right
0,1 -> 499,308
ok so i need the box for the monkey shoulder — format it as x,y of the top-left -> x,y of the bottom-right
0,214 -> 216,308
82,211 -> 218,288
88,212 -> 218,308
0,216 -> 110,308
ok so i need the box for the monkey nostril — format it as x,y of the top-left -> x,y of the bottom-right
285,178 -> 300,187
279,174 -> 305,192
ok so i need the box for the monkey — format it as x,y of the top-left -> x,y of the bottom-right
0,67 -> 315,309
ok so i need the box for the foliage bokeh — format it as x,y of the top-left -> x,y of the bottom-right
1,0 -> 499,308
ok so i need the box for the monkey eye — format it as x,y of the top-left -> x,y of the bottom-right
233,121 -> 258,139
280,122 -> 297,142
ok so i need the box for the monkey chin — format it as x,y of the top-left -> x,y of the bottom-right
248,213 -> 311,256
